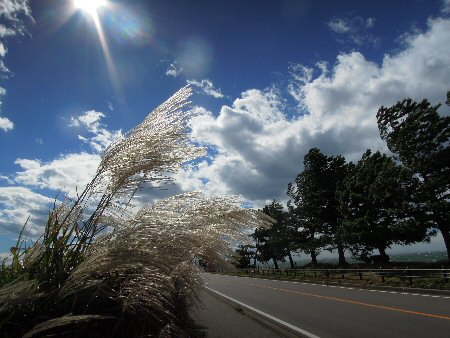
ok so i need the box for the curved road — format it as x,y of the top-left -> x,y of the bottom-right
203,273 -> 450,338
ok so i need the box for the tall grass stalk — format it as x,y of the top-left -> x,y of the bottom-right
0,87 -> 272,337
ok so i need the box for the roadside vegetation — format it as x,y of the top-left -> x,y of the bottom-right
234,90 -> 450,270
222,268 -> 450,291
0,87 -> 272,337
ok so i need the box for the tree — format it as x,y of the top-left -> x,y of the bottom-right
287,148 -> 350,266
377,93 -> 450,261
288,148 -> 328,265
337,150 -> 428,262
321,155 -> 351,266
254,201 -> 295,268
232,245 -> 255,269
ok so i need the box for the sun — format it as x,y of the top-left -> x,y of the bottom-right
73,0 -> 107,17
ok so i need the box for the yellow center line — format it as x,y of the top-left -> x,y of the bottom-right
245,282 -> 450,321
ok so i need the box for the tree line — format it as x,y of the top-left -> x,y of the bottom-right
234,92 -> 450,268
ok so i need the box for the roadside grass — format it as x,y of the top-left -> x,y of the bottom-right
0,87 -> 272,337
215,268 -> 450,291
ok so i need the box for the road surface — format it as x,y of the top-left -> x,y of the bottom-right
203,273 -> 450,338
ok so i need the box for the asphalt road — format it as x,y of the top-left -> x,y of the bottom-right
203,274 -> 450,338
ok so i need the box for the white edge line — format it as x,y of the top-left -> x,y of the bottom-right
205,286 -> 320,338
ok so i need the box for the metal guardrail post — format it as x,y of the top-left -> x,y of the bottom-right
380,267 -> 385,283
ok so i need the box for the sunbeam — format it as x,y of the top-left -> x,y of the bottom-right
72,0 -> 123,99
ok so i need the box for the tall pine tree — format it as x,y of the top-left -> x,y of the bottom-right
377,93 -> 450,261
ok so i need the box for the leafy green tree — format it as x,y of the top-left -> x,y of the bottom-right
287,148 -> 329,265
377,93 -> 450,261
232,245 -> 255,269
321,155 -> 351,266
338,150 -> 428,262
254,201 -> 295,268
288,148 -> 350,266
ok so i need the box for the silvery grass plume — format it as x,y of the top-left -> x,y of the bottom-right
0,87 -> 273,337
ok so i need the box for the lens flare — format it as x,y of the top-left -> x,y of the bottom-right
103,9 -> 154,46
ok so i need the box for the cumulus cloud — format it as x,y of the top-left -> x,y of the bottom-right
180,17 -> 450,208
442,0 -> 450,14
327,15 -> 377,46
0,108 -> 122,238
14,153 -> 101,197
328,18 -> 351,33
0,175 -> 14,184
187,79 -> 224,99
69,110 -> 124,153
0,0 -> 32,131
0,116 -> 13,131
0,0 -> 31,23
0,0 -> 31,69
0,187 -> 54,236
165,62 -> 183,77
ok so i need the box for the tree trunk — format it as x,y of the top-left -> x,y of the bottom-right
310,250 -> 317,266
439,225 -> 450,262
287,251 -> 295,269
272,258 -> 279,269
337,241 -> 347,267
378,247 -> 387,257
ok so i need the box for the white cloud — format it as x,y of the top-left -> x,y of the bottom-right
187,79 -> 224,99
328,19 -> 351,33
165,62 -> 183,77
107,101 -> 114,111
442,0 -> 450,14
0,116 -> 13,131
327,15 -> 377,46
0,42 -> 6,57
70,110 -> 104,133
0,0 -> 32,132
0,108 -> 123,239
0,0 -> 31,27
180,17 -> 450,208
14,153 -> 101,197
0,175 -> 14,184
0,25 -> 16,38
0,187 -> 54,236
365,17 -> 375,28
69,110 -> 124,153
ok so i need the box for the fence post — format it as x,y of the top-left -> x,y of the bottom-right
326,270 -> 330,279
380,267 -> 385,283
359,268 -> 363,280
442,266 -> 448,282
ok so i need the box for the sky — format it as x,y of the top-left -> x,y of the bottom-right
0,0 -> 449,255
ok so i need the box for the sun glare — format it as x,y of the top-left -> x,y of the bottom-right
74,0 -> 107,17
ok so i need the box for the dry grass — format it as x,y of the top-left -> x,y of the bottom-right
0,87 -> 272,337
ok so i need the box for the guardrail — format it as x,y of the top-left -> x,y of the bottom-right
234,268 -> 450,287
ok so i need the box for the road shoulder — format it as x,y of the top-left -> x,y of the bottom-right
191,288 -> 299,337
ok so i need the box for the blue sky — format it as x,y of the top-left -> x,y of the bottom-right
1,0 -> 449,255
